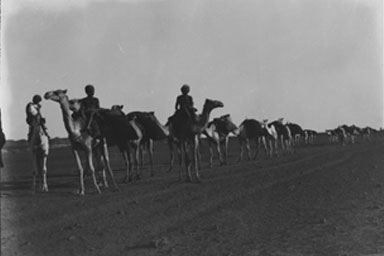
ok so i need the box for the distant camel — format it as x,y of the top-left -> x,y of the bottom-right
340,125 -> 361,144
269,118 -> 293,154
286,122 -> 305,146
303,129 -> 317,144
108,105 -> 143,182
44,89 -> 119,195
326,129 -> 338,144
126,110 -> 169,177
203,114 -> 238,167
260,119 -> 279,157
168,99 -> 223,182
237,119 -> 277,161
0,109 -> 5,169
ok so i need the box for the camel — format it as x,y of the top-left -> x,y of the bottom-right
361,127 -> 373,141
237,119 -> 276,161
26,105 -> 50,192
125,110 -> 169,177
44,89 -> 119,195
203,114 -> 238,167
269,118 -> 293,154
260,119 -> 279,157
168,99 -> 224,182
286,122 -> 305,146
340,124 -> 361,144
326,129 -> 339,144
105,105 -> 144,182
304,129 -> 318,144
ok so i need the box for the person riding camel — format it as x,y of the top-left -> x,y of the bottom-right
174,84 -> 198,122
81,84 -> 100,112
80,84 -> 102,137
26,94 -> 50,141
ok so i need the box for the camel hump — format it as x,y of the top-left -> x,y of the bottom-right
213,114 -> 237,133
239,119 -> 263,137
127,111 -> 168,140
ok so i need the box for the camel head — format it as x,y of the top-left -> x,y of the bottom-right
111,105 -> 124,112
219,114 -> 230,121
44,89 -> 68,102
202,99 -> 224,113
220,114 -> 238,132
110,105 -> 125,116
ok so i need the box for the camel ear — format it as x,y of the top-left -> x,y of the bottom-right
119,105 -> 124,109
63,89 -> 68,94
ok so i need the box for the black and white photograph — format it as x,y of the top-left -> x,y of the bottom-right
1,0 -> 383,255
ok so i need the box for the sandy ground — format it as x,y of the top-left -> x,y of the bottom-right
1,135 -> 384,256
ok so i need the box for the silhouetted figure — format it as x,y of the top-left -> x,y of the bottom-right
170,84 -> 197,122
80,84 -> 101,137
26,94 -> 50,141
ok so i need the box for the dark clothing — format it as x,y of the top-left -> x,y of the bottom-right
80,96 -> 101,138
171,94 -> 197,122
175,95 -> 194,110
81,96 -> 100,111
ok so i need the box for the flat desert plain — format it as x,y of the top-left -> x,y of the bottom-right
2,134 -> 384,256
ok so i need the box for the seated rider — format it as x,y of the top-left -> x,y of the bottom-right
80,84 -> 101,137
26,94 -> 50,141
174,84 -> 197,121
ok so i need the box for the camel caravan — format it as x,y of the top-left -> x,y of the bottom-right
326,125 -> 379,146
19,84 -> 378,195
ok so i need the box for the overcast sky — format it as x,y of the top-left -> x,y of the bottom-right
1,0 -> 383,140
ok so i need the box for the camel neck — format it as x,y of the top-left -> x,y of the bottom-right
59,97 -> 77,136
195,104 -> 212,131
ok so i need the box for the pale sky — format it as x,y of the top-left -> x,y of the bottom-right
1,0 -> 383,140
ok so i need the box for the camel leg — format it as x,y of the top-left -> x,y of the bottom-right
270,138 -> 275,157
133,143 -> 140,180
193,136 -> 201,182
72,149 -> 86,195
31,150 -> 38,193
177,144 -> 183,180
86,149 -> 101,194
217,141 -> 224,166
178,144 -> 184,181
167,137 -> 175,172
271,139 -> 277,157
40,151 -> 48,192
245,139 -> 251,161
280,136 -> 285,153
208,141 -> 214,168
261,136 -> 269,158
224,136 -> 229,165
94,148 -> 108,188
238,138 -> 244,162
122,149 -> 132,183
197,142 -> 202,170
275,137 -> 281,156
101,140 -> 119,191
139,143 -> 144,170
182,142 -> 192,182
253,138 -> 260,160
148,140 -> 154,177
